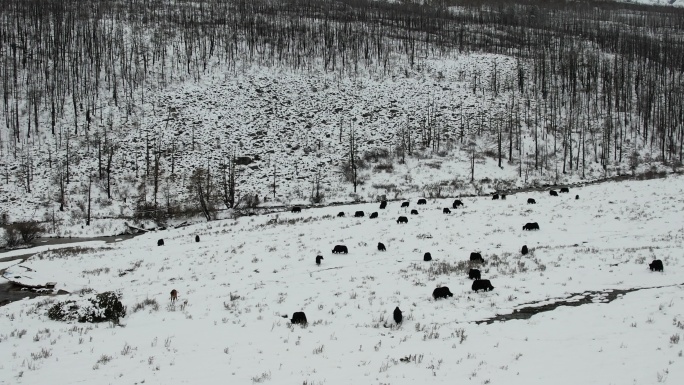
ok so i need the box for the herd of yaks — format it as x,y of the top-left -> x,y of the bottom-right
159,187 -> 665,326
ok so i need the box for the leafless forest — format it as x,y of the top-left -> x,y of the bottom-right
0,0 -> 683,224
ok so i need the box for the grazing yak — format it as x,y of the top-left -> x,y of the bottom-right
417,198 -> 427,205
453,199 -> 464,208
380,200 -> 388,209
369,212 -> 379,219
401,201 -> 410,208
393,307 -> 403,324
291,206 -> 302,213
472,279 -> 494,292
432,286 -> 453,300
560,187 -> 570,193
649,260 -> 664,272
410,209 -> 419,215
523,222 -> 540,231
575,195 -> 579,200
492,194 -> 500,200
291,312 -> 308,325
397,216 -> 408,224
550,190 -> 558,196
443,208 -> 451,214
468,268 -> 481,280
378,242 -> 386,251
521,245 -> 529,255
424,252 -> 432,261
501,194 -> 507,200
332,245 -> 349,254
354,211 -> 365,217
337,212 -> 345,217
157,239 -> 164,246
195,235 -> 200,242
315,255 -> 324,265
470,252 -> 484,263
170,289 -> 178,303
527,198 -> 536,204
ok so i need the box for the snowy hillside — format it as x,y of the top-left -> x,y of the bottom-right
619,0 -> 684,7
2,0 -> 684,233
1,175 -> 683,384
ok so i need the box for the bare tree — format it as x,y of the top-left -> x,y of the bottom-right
189,168 -> 213,221
219,152 -> 238,209
86,174 -> 92,226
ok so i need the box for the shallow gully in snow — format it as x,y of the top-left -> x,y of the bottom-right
475,283 -> 684,325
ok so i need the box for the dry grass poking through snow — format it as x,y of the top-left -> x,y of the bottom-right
1,176 -> 684,384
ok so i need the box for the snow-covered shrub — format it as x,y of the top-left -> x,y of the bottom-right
47,291 -> 126,324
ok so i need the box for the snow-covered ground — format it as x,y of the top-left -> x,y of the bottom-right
621,0 -> 684,7
1,174 -> 683,384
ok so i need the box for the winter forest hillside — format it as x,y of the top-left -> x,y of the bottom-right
1,0 -> 684,233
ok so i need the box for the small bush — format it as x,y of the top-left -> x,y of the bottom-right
363,148 -> 390,163
2,226 -> 21,247
133,201 -> 168,225
12,222 -> 43,244
373,163 -> 394,173
239,194 -> 260,209
341,158 -> 368,182
47,291 -> 126,324
132,298 -> 159,313
310,190 -> 325,204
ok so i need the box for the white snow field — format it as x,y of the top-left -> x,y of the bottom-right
1,175 -> 683,385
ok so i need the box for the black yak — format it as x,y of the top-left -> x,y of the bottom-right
521,245 -> 529,255
291,206 -> 302,213
157,239 -> 164,246
470,252 -> 484,263
560,187 -> 570,193
492,194 -> 500,200
369,212 -> 379,219
443,208 -> 451,214
424,252 -> 432,261
410,209 -> 419,215
550,190 -> 558,196
468,268 -> 481,280
195,235 -> 200,242
472,279 -> 494,292
401,201 -> 410,208
380,200 -> 388,209
393,307 -> 403,324
337,212 -> 345,217
527,198 -> 536,204
332,245 -> 348,254
453,200 -> 464,208
378,242 -> 386,251
354,211 -> 365,217
432,287 -> 453,300
501,194 -> 507,200
649,260 -> 664,272
575,195 -> 579,200
397,216 -> 408,224
291,312 -> 308,325
523,222 -> 540,231
417,198 -> 427,205
315,255 -> 324,265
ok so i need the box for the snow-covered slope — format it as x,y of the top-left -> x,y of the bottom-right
1,174 -> 683,384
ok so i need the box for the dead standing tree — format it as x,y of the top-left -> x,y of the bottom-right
341,124 -> 361,193
219,151 -> 238,209
189,168 -> 213,221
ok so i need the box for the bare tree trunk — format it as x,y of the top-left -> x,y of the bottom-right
86,176 -> 92,226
